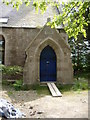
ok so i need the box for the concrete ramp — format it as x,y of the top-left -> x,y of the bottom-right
47,83 -> 62,97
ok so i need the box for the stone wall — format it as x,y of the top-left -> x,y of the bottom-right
2,27 -> 40,66
23,26 -> 73,85
0,26 -> 73,84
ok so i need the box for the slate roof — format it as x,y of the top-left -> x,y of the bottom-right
0,1 -> 63,28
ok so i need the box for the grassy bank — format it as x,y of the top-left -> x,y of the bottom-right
2,72 -> 89,95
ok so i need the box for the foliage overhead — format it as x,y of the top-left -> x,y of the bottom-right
2,0 -> 90,40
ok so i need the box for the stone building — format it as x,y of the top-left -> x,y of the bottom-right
0,2 -> 73,85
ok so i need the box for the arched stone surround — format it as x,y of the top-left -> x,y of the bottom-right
34,38 -> 64,83
23,26 -> 73,85
23,37 -> 64,84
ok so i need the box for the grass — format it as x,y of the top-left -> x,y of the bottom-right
57,79 -> 88,94
2,80 -> 50,95
2,72 -> 89,95
29,84 -> 50,95
58,72 -> 89,93
20,84 -> 50,95
7,91 -> 13,96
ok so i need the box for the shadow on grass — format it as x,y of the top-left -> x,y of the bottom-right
2,83 -> 50,104
2,72 -> 89,96
57,73 -> 89,93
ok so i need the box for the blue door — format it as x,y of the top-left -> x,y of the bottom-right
40,45 -> 56,82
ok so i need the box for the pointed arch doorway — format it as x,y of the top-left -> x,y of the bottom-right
40,45 -> 56,82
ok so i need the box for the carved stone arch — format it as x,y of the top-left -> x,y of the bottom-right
34,37 -> 64,82
24,36 -> 73,85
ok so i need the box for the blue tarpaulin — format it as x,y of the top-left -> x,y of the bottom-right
0,99 -> 25,118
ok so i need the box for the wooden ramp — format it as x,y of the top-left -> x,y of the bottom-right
47,83 -> 62,97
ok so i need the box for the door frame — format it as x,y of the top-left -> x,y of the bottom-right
40,45 -> 57,82
34,38 -> 63,83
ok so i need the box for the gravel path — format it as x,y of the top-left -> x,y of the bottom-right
0,89 -> 88,118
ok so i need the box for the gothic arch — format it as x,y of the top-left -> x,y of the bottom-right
34,38 -> 64,82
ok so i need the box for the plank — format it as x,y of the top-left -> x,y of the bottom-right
47,83 -> 57,97
47,83 -> 62,97
51,83 -> 62,97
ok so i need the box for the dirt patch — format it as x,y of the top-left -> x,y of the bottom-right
0,89 -> 88,118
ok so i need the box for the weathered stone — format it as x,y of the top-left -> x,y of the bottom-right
23,25 -> 73,85
1,25 -> 73,85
